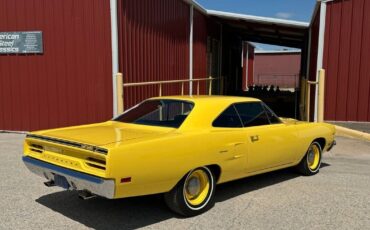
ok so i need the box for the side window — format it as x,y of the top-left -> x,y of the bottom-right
234,102 -> 270,127
262,103 -> 282,124
212,105 -> 243,128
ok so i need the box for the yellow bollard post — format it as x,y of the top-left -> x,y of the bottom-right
317,69 -> 325,123
181,82 -> 184,96
116,73 -> 124,114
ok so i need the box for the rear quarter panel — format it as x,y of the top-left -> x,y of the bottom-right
106,129 -> 247,198
293,122 -> 335,162
106,131 -> 207,198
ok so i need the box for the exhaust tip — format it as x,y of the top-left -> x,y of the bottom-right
78,190 -> 97,200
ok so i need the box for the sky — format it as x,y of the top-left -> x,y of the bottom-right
196,0 -> 317,50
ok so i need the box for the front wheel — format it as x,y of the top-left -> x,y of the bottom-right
164,167 -> 216,216
297,141 -> 322,176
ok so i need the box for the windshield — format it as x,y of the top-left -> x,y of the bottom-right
114,99 -> 194,128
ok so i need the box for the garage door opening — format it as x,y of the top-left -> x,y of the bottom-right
207,10 -> 309,120
238,46 -> 302,119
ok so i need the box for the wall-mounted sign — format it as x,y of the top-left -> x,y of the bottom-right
0,31 -> 43,54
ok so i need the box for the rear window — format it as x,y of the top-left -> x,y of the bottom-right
114,99 -> 194,128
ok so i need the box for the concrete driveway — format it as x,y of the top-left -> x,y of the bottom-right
0,133 -> 369,230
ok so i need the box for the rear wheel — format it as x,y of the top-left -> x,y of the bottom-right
164,167 -> 216,216
297,142 -> 322,176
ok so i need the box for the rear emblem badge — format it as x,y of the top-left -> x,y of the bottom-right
81,144 -> 94,151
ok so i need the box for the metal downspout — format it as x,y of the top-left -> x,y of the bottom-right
314,1 -> 327,121
110,0 -> 119,116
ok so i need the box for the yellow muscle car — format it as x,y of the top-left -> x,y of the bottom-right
23,96 -> 336,216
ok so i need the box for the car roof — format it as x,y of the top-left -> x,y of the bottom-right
148,95 -> 262,130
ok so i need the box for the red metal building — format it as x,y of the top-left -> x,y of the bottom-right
310,0 -> 370,122
0,0 -> 113,131
252,50 -> 301,89
0,0 -> 310,131
1,0 -> 367,131
117,0 -> 191,109
0,0 -> 217,131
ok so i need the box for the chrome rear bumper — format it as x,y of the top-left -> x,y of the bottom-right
23,156 -> 115,199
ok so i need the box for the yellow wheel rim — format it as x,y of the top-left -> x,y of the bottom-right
307,144 -> 320,170
184,169 -> 210,206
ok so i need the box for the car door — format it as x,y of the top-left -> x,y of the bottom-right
210,105 -> 249,181
234,102 -> 299,173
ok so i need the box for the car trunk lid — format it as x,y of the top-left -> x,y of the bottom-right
33,121 -> 174,146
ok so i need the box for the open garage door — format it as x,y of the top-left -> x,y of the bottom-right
208,10 -> 309,120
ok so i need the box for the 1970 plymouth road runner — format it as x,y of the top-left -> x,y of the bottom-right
23,96 -> 336,216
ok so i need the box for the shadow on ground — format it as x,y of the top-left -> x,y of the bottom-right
36,164 -> 330,229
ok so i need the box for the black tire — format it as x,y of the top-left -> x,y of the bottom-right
164,167 -> 216,216
297,141 -> 322,176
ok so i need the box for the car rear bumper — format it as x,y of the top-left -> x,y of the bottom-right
22,156 -> 115,199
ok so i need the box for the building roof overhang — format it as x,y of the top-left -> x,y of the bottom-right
183,0 -> 310,48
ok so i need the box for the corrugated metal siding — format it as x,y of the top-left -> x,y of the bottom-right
193,9 -> 208,94
0,0 -> 113,131
118,0 -> 190,109
323,0 -> 370,121
254,53 -> 301,88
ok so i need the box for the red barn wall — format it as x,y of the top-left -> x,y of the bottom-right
118,0 -> 191,109
254,52 -> 301,88
0,0 -> 113,131
193,9 -> 208,94
323,0 -> 370,121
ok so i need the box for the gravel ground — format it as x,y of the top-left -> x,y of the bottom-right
0,133 -> 369,230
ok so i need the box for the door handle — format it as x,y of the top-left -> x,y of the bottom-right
250,135 -> 259,142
